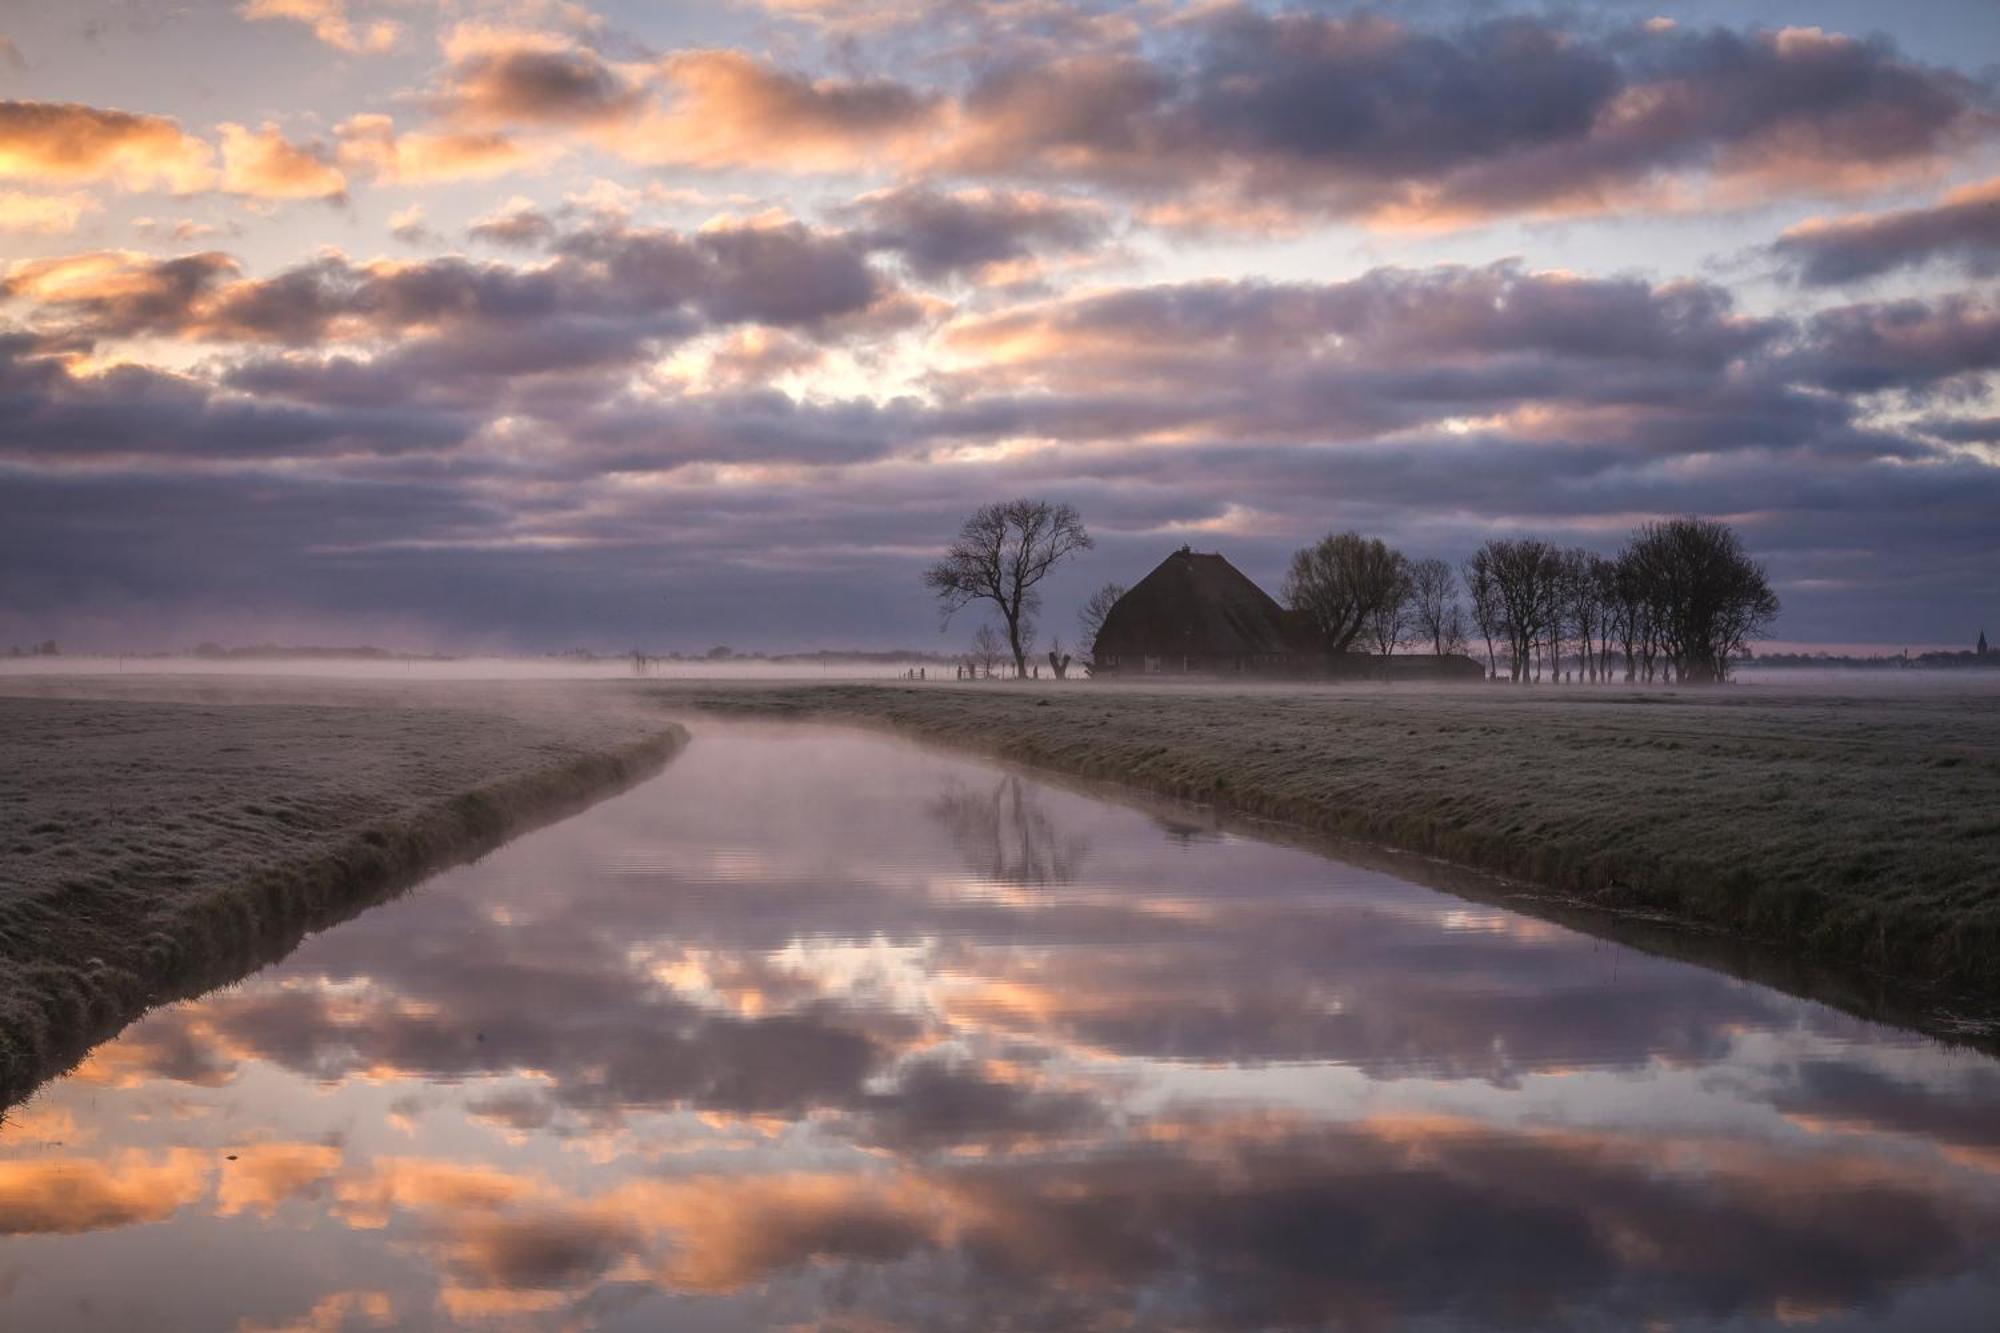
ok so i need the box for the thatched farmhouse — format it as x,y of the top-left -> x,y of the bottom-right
1092,546 -> 1484,679
1093,547 -> 1307,675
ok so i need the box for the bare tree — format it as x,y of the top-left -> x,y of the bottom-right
1440,603 -> 1470,657
924,500 -> 1094,676
1364,565 -> 1414,656
1074,580 -> 1127,674
970,623 -> 1005,677
1407,557 -> 1461,656
1462,549 -> 1502,678
1284,532 -> 1408,655
1479,538 -> 1563,682
1621,517 -> 1779,683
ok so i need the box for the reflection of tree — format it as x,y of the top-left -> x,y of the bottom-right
929,776 -> 1088,886
1150,813 -> 1223,846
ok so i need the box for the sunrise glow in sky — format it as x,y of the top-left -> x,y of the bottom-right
2,0 -> 1997,653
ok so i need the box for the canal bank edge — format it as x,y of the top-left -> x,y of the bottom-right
0,722 -> 688,1105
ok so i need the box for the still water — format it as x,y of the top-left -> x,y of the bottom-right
5,723 -> 2000,1331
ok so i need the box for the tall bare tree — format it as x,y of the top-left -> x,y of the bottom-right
1075,581 -> 1127,674
1462,548 -> 1502,678
924,500 -> 1093,676
1284,532 -> 1408,655
1478,537 -> 1563,682
970,623 -> 1005,677
1407,557 -> 1461,656
1364,565 -> 1414,656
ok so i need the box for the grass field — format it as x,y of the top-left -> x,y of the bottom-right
652,676 -> 2000,1008
0,676 -> 686,1102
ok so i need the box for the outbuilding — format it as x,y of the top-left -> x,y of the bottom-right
1091,547 -> 1306,674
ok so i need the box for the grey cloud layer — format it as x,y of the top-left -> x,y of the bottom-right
3,210 -> 1995,648
665,10 -> 1991,225
332,9 -> 1997,226
1776,180 -> 2000,285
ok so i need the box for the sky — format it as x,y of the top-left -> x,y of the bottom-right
1,0 -> 1997,655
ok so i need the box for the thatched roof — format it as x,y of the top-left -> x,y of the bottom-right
1097,548 -> 1301,660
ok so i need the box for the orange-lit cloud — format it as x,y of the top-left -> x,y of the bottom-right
0,1150 -> 209,1234
239,0 -> 400,54
219,122 -> 347,200
239,1289 -> 395,1333
0,188 -> 99,233
336,113 -> 551,184
332,1156 -> 546,1229
215,1141 -> 343,1217
608,50 -> 940,172
0,100 -> 215,191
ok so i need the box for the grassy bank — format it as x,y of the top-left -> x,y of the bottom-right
0,680 -> 686,1102
654,679 -> 2000,1005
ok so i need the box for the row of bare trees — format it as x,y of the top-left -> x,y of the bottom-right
1456,519 -> 1780,683
1285,518 -> 1777,683
923,501 -> 1777,686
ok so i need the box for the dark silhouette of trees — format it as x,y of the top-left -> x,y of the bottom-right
1462,548 -> 1503,677
1284,532 -> 1408,655
1473,537 -> 1563,682
1075,580 -> 1126,674
1364,563 -> 1414,656
1408,557 -> 1463,656
1556,548 -> 1616,683
1622,517 -> 1779,683
1463,519 -> 1776,684
925,500 -> 1093,676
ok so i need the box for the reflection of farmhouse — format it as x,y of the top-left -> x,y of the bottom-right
1093,546 -> 1483,679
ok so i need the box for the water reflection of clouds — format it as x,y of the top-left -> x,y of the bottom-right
4,726 -> 1999,1329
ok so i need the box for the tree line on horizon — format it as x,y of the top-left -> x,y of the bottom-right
1286,518 -> 1780,684
925,501 -> 1779,685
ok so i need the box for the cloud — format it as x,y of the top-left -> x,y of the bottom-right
336,113 -> 549,184
239,0 -> 400,54
1795,293 -> 2000,394
3,249 -> 243,339
214,1140 -> 343,1217
0,188 -> 99,233
849,185 -> 1109,281
610,50 -> 941,172
0,1150 -> 209,1234
2,236 -> 1994,648
466,196 -> 556,248
0,329 -> 474,463
239,1290 -> 395,1333
0,215 -> 900,358
387,203 -> 437,246
437,26 -> 646,129
1775,175 -> 2000,284
0,100 -> 215,191
219,122 -> 347,200
938,263 -> 1793,452
283,8 -> 1994,234
926,12 -> 1994,229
